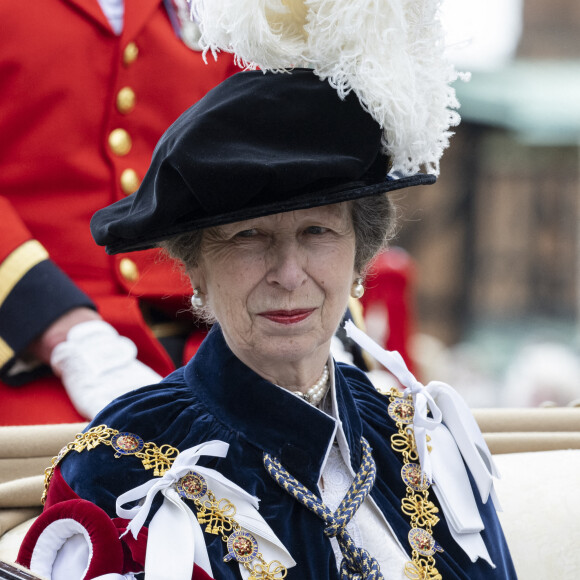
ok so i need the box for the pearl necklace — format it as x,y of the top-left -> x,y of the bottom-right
292,365 -> 330,406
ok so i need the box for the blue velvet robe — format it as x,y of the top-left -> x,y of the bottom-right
60,324 -> 517,579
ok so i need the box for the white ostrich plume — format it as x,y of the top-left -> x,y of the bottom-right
190,0 -> 465,176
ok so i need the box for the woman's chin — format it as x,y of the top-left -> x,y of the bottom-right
246,333 -> 331,369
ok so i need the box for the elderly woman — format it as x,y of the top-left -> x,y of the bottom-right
16,69 -> 516,580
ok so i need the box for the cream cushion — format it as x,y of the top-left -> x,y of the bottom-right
493,449 -> 580,578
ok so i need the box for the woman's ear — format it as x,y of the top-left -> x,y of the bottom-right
189,266 -> 208,309
188,266 -> 206,293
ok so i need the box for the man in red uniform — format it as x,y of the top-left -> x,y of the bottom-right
0,0 -> 238,425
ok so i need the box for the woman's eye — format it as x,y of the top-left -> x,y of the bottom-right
305,226 -> 328,235
235,228 -> 258,238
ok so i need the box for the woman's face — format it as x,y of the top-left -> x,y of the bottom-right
192,203 -> 358,375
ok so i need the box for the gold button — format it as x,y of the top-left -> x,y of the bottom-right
119,258 -> 139,282
120,168 -> 140,195
108,128 -> 132,156
120,169 -> 141,195
123,42 -> 139,66
116,87 -> 136,114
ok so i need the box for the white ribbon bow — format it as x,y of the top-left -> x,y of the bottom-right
116,439 -> 295,580
344,321 -> 500,566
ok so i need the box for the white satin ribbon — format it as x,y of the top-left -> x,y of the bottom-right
344,321 -> 499,565
116,440 -> 295,580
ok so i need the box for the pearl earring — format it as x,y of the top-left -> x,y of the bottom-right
351,277 -> 364,299
191,288 -> 206,308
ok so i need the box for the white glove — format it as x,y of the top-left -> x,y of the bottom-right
51,320 -> 162,419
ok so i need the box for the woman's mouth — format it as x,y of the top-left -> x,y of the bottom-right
258,309 -> 315,324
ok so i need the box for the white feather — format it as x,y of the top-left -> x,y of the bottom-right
191,0 -> 463,175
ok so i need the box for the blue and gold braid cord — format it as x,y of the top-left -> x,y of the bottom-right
264,437 -> 384,579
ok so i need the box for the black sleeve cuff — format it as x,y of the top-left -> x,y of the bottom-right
0,259 -> 95,382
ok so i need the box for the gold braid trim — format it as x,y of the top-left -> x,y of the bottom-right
386,389 -> 443,580
41,425 -> 286,580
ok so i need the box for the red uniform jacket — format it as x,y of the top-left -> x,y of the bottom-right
0,0 -> 238,425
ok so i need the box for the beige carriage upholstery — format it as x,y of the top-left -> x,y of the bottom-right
0,410 -> 579,577
0,422 -> 87,568
472,408 -> 580,578
472,407 -> 580,454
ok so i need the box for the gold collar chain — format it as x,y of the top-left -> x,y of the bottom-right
42,425 -> 286,580
387,388 -> 443,580
42,424 -> 179,504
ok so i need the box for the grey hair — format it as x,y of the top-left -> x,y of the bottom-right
158,194 -> 397,294
350,194 -> 397,274
159,229 -> 205,272
159,228 -> 213,321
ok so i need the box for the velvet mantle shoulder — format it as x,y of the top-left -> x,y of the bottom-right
58,326 -> 517,579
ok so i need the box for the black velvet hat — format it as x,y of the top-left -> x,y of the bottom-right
91,69 -> 435,255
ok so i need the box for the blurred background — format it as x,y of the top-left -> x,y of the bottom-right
387,0 -> 580,408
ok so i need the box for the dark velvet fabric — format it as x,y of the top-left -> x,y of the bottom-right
60,324 -> 516,579
90,69 -> 435,255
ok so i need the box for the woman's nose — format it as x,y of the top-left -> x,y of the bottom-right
265,242 -> 308,291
